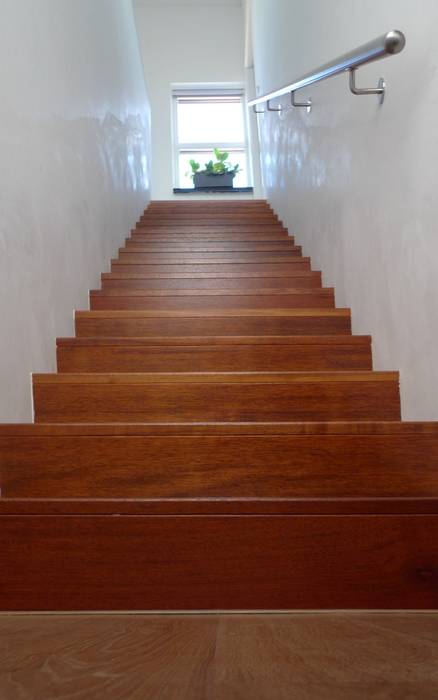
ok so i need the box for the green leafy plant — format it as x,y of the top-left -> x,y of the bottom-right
187,148 -> 241,179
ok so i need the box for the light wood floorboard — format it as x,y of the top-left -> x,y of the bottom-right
0,613 -> 437,699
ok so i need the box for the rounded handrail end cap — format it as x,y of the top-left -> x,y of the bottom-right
385,30 -> 406,54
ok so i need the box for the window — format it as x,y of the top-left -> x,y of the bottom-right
171,87 -> 251,189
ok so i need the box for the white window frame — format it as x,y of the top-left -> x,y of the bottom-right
171,85 -> 252,189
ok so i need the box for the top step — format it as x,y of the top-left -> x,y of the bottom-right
147,200 -> 269,208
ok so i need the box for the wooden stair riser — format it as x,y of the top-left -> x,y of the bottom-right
75,311 -> 352,338
141,209 -> 278,215
124,242 -> 296,252
139,214 -> 279,223
101,272 -> 323,291
1,514 -> 437,610
135,224 -> 285,232
145,208 -> 274,215
117,252 -> 303,264
146,202 -> 271,210
129,234 -> 292,243
32,372 -> 400,423
132,227 -> 295,243
89,289 -> 335,311
110,262 -> 312,275
138,221 -> 282,230
56,337 -> 372,373
4,432 -> 438,499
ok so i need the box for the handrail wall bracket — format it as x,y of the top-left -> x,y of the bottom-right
248,30 -> 405,114
291,91 -> 312,113
267,99 -> 283,112
349,68 -> 386,104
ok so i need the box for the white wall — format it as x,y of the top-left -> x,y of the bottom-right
134,0 -> 261,199
251,0 -> 438,420
0,0 -> 151,421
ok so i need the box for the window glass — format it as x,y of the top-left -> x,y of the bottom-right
172,90 -> 251,189
177,100 -> 245,144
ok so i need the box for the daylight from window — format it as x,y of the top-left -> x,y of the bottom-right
173,94 -> 250,188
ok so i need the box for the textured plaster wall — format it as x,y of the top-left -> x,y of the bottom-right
251,0 -> 438,419
0,0 -> 151,421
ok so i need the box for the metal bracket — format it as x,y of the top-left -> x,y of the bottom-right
267,99 -> 283,112
252,104 -> 265,114
291,91 -> 312,113
349,68 -> 386,104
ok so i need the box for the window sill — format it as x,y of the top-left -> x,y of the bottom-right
173,187 -> 254,195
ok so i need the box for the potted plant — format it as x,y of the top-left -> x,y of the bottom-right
188,148 -> 241,189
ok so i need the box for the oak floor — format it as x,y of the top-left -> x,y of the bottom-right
0,613 -> 437,699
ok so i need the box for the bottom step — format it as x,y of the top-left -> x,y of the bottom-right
1,498 -> 437,611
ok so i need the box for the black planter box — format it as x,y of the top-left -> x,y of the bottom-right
193,172 -> 235,189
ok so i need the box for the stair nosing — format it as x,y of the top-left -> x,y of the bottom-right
32,370 -> 399,385
1,421 -> 437,436
90,287 -> 333,297
1,496 -> 437,516
57,335 -> 370,347
75,308 -> 350,318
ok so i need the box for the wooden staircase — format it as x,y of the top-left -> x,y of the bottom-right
1,199 -> 438,611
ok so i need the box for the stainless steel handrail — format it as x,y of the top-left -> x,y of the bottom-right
248,30 -> 405,112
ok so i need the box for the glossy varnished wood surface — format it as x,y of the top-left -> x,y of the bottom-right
110,261 -> 313,275
2,428 -> 437,498
101,270 -> 323,290
133,225 -> 288,235
1,514 -> 438,609
89,288 -> 336,311
56,334 -> 372,372
116,250 -> 304,263
75,308 -> 352,337
130,231 -> 292,241
124,239 -> 295,249
2,420 -> 438,436
32,370 -> 401,423
2,497 -> 438,516
2,199 -> 434,613
1,613 -> 437,699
